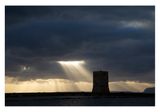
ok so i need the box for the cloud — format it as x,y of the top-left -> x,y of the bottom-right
119,19 -> 154,30
5,76 -> 154,93
5,6 -> 154,26
109,81 -> 154,92
5,6 -> 155,84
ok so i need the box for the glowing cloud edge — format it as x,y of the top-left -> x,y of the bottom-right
57,60 -> 85,64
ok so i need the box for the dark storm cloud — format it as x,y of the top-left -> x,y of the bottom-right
5,6 -> 154,25
5,6 -> 155,82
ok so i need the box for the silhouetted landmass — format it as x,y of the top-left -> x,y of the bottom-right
5,92 -> 155,106
144,87 -> 155,93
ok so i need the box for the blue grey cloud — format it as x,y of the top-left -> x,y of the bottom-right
5,6 -> 155,82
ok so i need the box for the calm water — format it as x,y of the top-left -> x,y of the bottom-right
6,95 -> 155,106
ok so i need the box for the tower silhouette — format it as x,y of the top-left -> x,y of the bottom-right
92,71 -> 110,94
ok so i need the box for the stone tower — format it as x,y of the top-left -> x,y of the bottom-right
92,71 -> 110,94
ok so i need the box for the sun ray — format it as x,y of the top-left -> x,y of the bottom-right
57,61 -> 92,82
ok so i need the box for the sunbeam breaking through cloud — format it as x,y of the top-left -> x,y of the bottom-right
57,61 -> 92,82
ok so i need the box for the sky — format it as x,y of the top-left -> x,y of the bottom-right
5,6 -> 155,93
